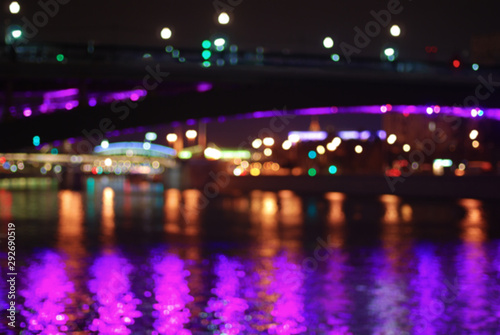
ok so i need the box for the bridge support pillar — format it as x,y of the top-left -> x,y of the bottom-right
2,81 -> 13,123
78,81 -> 88,108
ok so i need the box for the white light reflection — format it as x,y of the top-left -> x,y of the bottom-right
164,188 -> 181,234
250,191 -> 280,256
455,199 -> 492,331
459,199 -> 487,243
326,192 -> 346,248
182,189 -> 202,235
101,187 -> 115,246
380,194 -> 401,225
279,190 -> 302,227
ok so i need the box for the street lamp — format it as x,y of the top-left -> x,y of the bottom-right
263,137 -> 274,146
160,27 -> 172,40
166,133 -> 178,143
9,1 -> 20,14
218,12 -> 230,25
186,130 -> 197,140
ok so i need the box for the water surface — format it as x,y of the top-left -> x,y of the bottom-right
1,178 -> 500,334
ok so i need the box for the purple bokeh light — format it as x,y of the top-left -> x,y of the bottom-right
19,251 -> 74,334
196,82 -> 213,92
268,255 -> 307,334
88,254 -> 143,334
23,108 -> 32,117
152,254 -> 193,335
205,255 -> 249,334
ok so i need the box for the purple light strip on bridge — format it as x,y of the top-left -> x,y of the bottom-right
47,104 -> 500,147
177,105 -> 500,126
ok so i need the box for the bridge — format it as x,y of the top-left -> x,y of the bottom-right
2,43 -> 500,151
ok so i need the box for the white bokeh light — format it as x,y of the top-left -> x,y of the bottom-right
9,1 -> 20,14
323,37 -> 334,49
218,12 -> 230,24
214,38 -> 226,47
160,27 -> 172,40
390,25 -> 401,37
384,48 -> 395,57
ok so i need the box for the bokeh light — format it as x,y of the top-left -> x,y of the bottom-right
387,134 -> 397,145
9,1 -> 20,14
323,37 -> 334,48
218,12 -> 230,24
166,133 -> 178,142
263,137 -> 275,146
185,130 -> 197,140
252,138 -> 263,149
160,27 -> 172,39
317,145 -> 326,155
390,25 -> 401,37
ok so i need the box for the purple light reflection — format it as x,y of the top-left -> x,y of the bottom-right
268,255 -> 307,335
88,254 -> 142,334
456,239 -> 492,330
409,245 -> 444,334
152,254 -> 193,335
322,250 -> 352,334
19,251 -> 74,334
196,82 -> 213,92
23,107 -> 32,117
205,255 -> 249,334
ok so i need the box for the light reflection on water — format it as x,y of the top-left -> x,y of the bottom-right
19,251 -> 74,333
88,254 -> 142,333
1,178 -> 500,334
205,255 -> 248,334
152,253 -> 193,334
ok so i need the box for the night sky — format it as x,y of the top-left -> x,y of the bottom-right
5,0 -> 500,62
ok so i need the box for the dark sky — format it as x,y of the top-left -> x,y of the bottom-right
6,0 -> 500,62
